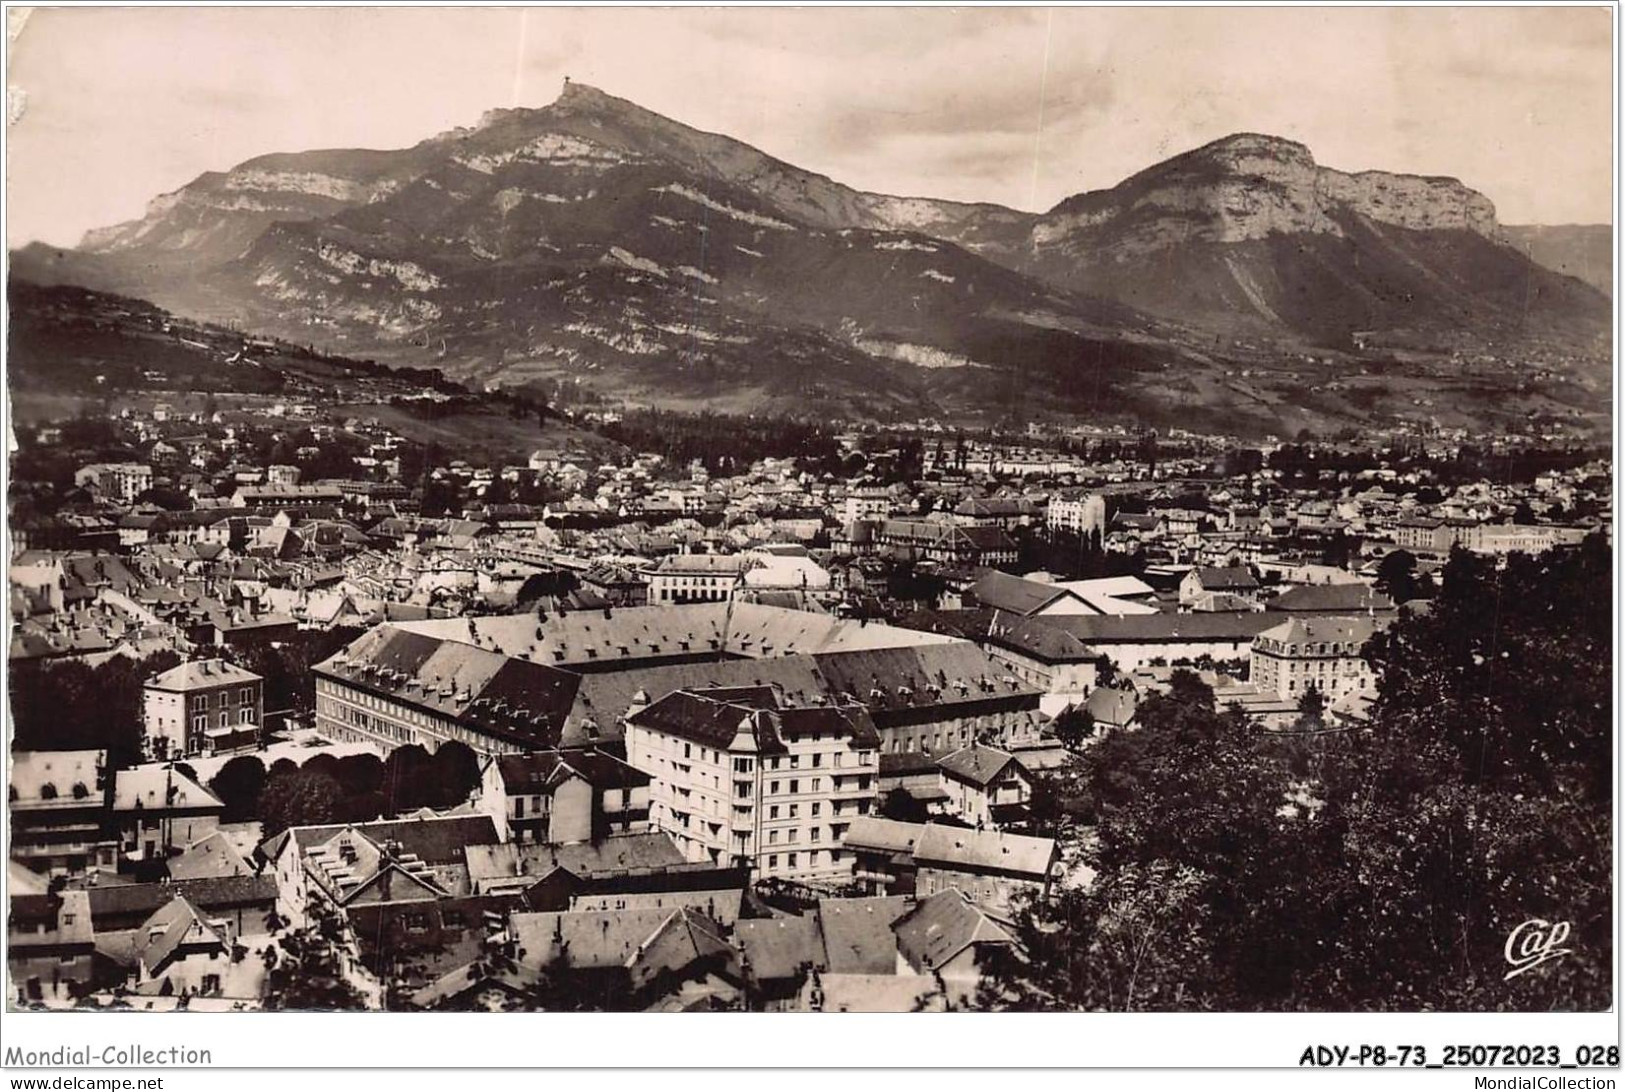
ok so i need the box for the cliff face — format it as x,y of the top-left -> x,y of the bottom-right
1322,169 -> 1498,236
79,151 -> 426,271
1033,133 -> 1499,257
974,132 -> 1595,343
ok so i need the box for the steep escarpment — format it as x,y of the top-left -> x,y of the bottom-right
996,133 -> 1599,344
79,148 -> 434,269
1037,134 -> 1497,253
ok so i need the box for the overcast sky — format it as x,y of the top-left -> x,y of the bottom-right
5,6 -> 1614,248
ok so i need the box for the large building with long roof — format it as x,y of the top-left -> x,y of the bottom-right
313,602 -> 1041,759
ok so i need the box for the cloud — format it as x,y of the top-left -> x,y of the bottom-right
5,6 -> 1614,247
681,8 -> 1047,61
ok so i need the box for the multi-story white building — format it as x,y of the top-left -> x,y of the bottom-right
1046,490 -> 1107,537
624,687 -> 880,882
644,553 -> 754,605
1392,518 -> 1588,557
1250,616 -> 1379,704
842,485 -> 891,525
73,462 -> 153,503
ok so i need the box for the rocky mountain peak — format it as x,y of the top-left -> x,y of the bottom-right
465,82 -> 624,133
1186,131 -> 1318,169
553,79 -> 621,110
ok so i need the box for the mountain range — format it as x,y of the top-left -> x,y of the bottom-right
11,81 -> 1611,436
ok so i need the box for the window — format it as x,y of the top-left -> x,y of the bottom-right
787,853 -> 798,869
811,778 -> 821,793
240,687 -> 252,704
789,754 -> 800,769
768,854 -> 778,870
219,711 -> 229,729
811,802 -> 821,817
789,804 -> 799,818
811,753 -> 822,767
789,779 -> 799,794
769,830 -> 778,844
811,828 -> 821,843
769,781 -> 779,795
771,757 -> 781,771
769,805 -> 780,819
684,743 -> 691,759
239,707 -> 253,725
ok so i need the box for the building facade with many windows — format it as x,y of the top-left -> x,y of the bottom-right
1046,491 -> 1107,537
624,687 -> 880,882
644,554 -> 755,604
73,462 -> 153,503
312,625 -> 577,757
1250,616 -> 1379,703
143,659 -> 264,759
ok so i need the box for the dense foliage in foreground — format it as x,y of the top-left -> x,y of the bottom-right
988,536 -> 1612,1011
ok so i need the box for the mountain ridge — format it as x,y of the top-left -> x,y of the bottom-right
11,80 -> 1610,436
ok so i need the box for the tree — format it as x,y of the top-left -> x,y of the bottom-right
482,477 -> 514,506
229,627 -> 363,721
1294,685 -> 1327,730
335,753 -> 385,796
1049,705 -> 1096,752
301,753 -> 341,784
1024,773 -> 1066,837
428,741 -> 482,808
381,744 -> 434,815
209,756 -> 266,823
1374,549 -> 1418,603
1319,530 -> 1356,569
517,953 -> 635,1013
988,678 -> 1342,1010
262,897 -> 371,1011
420,478 -> 463,518
258,766 -> 344,840
986,535 -> 1613,1012
1365,537 -> 1610,800
879,787 -> 927,824
9,648 -> 182,768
